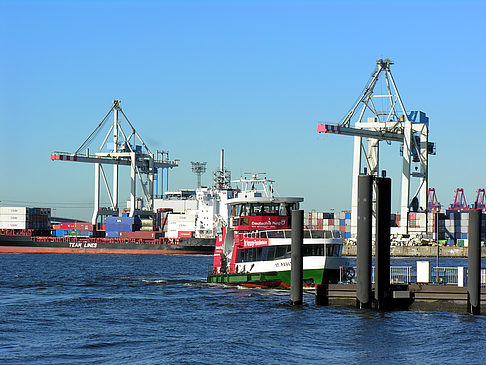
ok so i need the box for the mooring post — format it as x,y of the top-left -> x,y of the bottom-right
290,209 -> 304,305
357,174 -> 373,309
374,176 -> 391,309
467,209 -> 482,315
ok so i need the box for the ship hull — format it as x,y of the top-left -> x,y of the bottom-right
207,268 -> 340,288
0,235 -> 215,255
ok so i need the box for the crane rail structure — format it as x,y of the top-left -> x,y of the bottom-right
51,100 -> 178,224
317,59 -> 436,236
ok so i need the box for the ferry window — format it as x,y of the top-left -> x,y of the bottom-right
326,244 -> 337,257
303,244 -> 324,256
262,204 -> 279,216
235,205 -> 242,217
251,204 -> 263,216
241,204 -> 249,216
240,217 -> 249,226
303,230 -> 311,239
256,247 -> 263,261
275,246 -> 287,260
265,246 -> 275,261
279,203 -> 290,216
267,230 -> 284,238
285,245 -> 291,258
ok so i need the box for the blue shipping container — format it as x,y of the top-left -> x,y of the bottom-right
462,233 -> 468,239
340,219 -> 345,226
345,232 -> 351,238
80,231 -> 93,237
105,231 -> 120,238
55,229 -> 67,237
105,216 -> 139,225
345,212 -> 351,219
105,223 -> 134,232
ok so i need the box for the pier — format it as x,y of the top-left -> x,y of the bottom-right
316,283 -> 486,314
314,175 -> 485,314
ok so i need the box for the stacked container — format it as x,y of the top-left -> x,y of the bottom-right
166,213 -> 196,238
51,222 -> 94,237
0,207 -> 51,230
303,210 -> 352,238
104,216 -> 140,238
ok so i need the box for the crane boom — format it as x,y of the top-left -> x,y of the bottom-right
317,123 -> 403,142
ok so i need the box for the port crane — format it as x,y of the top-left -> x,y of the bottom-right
317,59 -> 436,235
51,100 -> 178,224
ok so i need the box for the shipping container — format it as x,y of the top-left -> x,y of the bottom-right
105,231 -> 120,238
119,231 -> 161,239
60,222 -> 76,229
105,216 -> 140,225
178,231 -> 193,238
105,223 -> 134,232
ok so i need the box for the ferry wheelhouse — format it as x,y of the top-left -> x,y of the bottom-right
207,174 -> 349,288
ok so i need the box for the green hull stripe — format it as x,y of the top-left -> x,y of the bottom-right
207,268 -> 326,286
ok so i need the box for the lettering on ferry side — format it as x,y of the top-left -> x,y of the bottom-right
69,242 -> 83,248
275,261 -> 291,268
83,243 -> 97,248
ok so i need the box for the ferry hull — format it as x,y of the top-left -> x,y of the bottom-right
207,268 -> 340,288
0,235 -> 215,255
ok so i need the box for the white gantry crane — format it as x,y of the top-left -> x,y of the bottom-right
51,100 -> 178,224
317,59 -> 435,236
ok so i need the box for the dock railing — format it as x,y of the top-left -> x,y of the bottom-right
432,267 -> 458,285
344,265 -> 486,287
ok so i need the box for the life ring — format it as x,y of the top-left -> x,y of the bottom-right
344,267 -> 355,280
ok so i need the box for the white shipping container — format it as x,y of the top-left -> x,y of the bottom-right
0,214 -> 29,222
0,207 -> 30,215
167,222 -> 196,231
0,221 -> 27,229
165,231 -> 179,238
167,214 -> 197,223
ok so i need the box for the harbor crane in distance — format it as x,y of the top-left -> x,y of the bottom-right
51,100 -> 178,225
317,58 -> 436,236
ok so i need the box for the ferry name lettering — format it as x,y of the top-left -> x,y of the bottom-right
275,261 -> 291,268
69,242 -> 83,248
251,219 -> 287,227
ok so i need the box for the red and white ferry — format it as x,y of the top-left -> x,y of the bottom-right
207,174 -> 350,288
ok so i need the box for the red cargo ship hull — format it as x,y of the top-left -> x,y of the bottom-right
0,232 -> 215,255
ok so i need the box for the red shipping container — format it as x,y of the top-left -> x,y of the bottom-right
119,231 -> 162,239
339,225 -> 346,232
74,222 -> 94,231
328,219 -> 334,225
178,231 -> 193,238
60,222 -> 75,229
317,219 -> 323,225
409,213 -> 416,220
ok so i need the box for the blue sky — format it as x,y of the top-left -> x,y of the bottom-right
1,0 -> 485,220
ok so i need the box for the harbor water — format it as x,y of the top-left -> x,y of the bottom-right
2,254 -> 486,364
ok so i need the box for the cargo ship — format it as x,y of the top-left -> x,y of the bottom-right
207,174 -> 351,288
0,185 -> 233,255
0,229 -> 215,255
